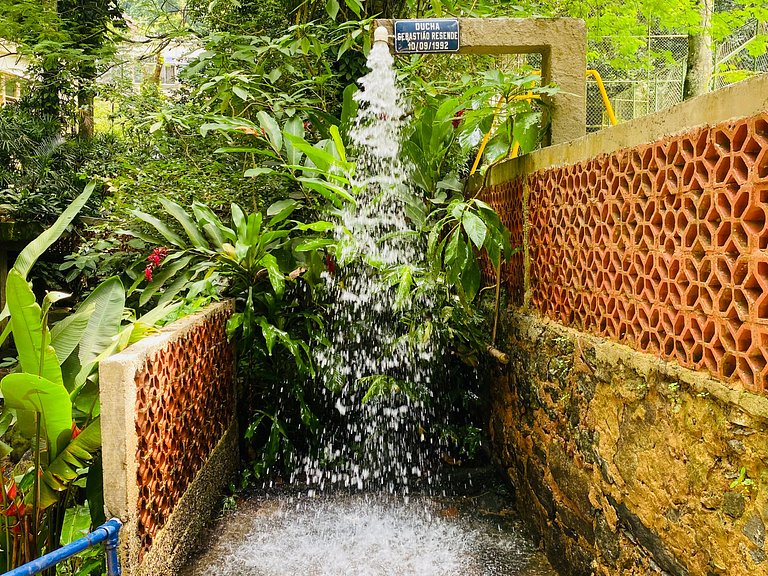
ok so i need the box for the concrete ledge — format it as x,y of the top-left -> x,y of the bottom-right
99,301 -> 236,576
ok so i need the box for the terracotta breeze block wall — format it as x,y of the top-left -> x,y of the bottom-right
134,304 -> 235,554
482,178 -> 526,305
101,301 -> 237,575
485,112 -> 768,394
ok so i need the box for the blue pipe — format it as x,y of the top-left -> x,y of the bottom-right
4,518 -> 122,576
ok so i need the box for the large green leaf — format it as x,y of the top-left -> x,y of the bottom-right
5,269 -> 63,387
461,254 -> 482,301
40,417 -> 101,509
259,254 -> 285,298
86,456 -> 105,526
267,199 -> 298,226
513,110 -> 542,155
60,503 -> 92,545
130,209 -> 185,248
77,277 -> 125,368
192,202 -> 235,247
462,211 -> 488,249
13,182 -> 95,280
1,372 -> 72,460
340,83 -> 359,129
0,183 -> 94,323
284,133 -> 337,172
160,198 -> 209,249
50,304 -> 95,367
257,111 -> 283,153
283,116 -> 305,166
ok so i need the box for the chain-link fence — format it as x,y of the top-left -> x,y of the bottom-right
587,34 -> 688,131
713,20 -> 768,90
588,22 -> 768,132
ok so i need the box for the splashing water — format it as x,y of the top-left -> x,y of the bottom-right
184,494 -> 552,576
183,39 -> 560,576
298,39 -> 441,495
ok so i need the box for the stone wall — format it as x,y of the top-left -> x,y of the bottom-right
490,313 -> 767,576
478,75 -> 768,575
100,301 -> 237,576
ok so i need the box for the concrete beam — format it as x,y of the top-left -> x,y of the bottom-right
374,18 -> 587,145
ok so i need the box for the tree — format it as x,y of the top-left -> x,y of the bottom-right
0,0 -> 123,136
685,0 -> 714,99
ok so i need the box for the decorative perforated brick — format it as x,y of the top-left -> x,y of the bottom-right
482,113 -> 768,395
481,178 -> 525,306
134,308 -> 235,556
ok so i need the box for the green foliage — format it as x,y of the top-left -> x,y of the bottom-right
0,104 -> 108,223
178,20 -> 371,123
130,193 -> 334,479
0,0 -> 123,125
0,201 -> 175,571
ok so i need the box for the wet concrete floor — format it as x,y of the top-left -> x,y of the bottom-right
183,468 -> 557,576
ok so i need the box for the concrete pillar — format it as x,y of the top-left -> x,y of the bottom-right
374,17 -> 587,145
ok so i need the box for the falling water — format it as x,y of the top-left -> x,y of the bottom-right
183,31 -> 559,576
298,34 -> 440,495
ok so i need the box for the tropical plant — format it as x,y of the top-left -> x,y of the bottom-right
126,189 -> 339,480
0,103 -> 109,224
0,183 -> 177,571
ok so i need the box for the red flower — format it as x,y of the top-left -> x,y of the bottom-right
452,109 -> 465,129
144,247 -> 168,283
147,247 -> 169,266
3,501 -> 26,518
71,422 -> 82,439
325,254 -> 336,275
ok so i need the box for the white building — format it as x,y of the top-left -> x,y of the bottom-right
0,40 -> 28,105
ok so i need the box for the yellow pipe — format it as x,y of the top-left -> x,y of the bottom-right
469,97 -> 505,175
471,69 -> 618,173
587,69 -> 618,126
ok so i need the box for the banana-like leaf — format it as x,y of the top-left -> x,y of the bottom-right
60,503 -> 92,545
41,291 -> 71,318
12,182 -> 95,281
6,269 -> 63,387
1,372 -> 72,460
39,417 -> 101,509
77,277 -> 125,368
159,198 -> 209,249
130,209 -> 185,248
50,304 -> 95,368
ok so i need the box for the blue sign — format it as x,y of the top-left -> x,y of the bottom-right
394,19 -> 460,54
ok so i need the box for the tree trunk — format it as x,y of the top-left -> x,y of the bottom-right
77,58 -> 97,139
683,0 -> 713,99
77,90 -> 95,139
